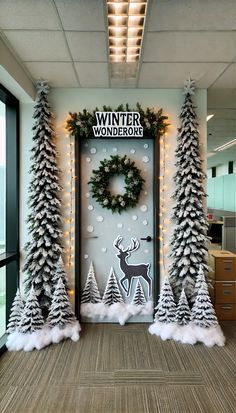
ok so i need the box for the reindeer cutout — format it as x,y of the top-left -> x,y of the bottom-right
114,235 -> 151,297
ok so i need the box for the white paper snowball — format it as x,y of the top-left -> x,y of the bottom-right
85,192 -> 90,198
97,216 -> 104,222
102,148 -> 107,153
90,147 -> 97,154
132,215 -> 138,221
140,204 -> 148,212
144,249 -> 149,254
130,148 -> 136,154
101,247 -> 107,253
86,157 -> 91,163
143,219 -> 148,226
84,254 -> 89,259
144,143 -> 149,149
88,205 -> 94,211
113,147 -> 118,152
142,156 -> 149,163
87,225 -> 94,233
117,223 -> 123,228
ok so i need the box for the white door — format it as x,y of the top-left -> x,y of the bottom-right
80,138 -> 155,322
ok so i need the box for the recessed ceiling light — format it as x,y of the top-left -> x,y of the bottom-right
206,114 -> 214,122
107,0 -> 148,65
214,138 -> 236,152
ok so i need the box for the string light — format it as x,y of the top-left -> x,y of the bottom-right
159,131 -> 169,273
64,133 -> 75,270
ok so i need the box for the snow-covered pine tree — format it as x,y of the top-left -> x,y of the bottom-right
52,256 -> 69,293
7,289 -> 24,333
191,264 -> 205,305
103,267 -> 124,306
132,280 -> 146,306
81,261 -> 101,304
169,79 -> 209,302
191,277 -> 218,328
175,288 -> 191,326
23,80 -> 62,309
47,277 -> 75,328
19,287 -> 44,334
154,277 -> 176,323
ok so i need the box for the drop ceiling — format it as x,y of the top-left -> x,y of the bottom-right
0,0 -> 235,165
0,0 -> 235,89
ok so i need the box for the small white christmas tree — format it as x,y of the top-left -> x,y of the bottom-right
175,288 -> 191,326
132,280 -> 147,306
6,289 -> 24,333
52,256 -> 69,293
172,287 -> 197,345
149,278 -> 177,340
81,261 -> 101,303
191,280 -> 218,329
19,287 -> 44,334
191,275 -> 225,347
103,267 -> 124,306
47,277 -> 81,343
47,277 -> 76,328
154,278 -> 176,323
191,264 -> 205,305
6,287 -> 50,352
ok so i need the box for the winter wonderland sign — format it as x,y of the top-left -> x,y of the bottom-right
92,112 -> 143,138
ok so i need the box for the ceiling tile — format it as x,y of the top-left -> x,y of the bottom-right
143,32 -> 236,62
210,64 -> 236,88
147,0 -> 236,31
3,31 -> 71,61
24,62 -> 78,87
0,0 -> 60,30
74,63 -> 109,87
138,63 -> 228,88
55,0 -> 105,31
66,32 -> 107,62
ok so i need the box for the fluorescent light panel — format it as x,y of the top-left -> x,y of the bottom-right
214,138 -> 236,152
107,0 -> 147,63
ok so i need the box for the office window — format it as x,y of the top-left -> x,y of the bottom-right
0,85 -> 19,349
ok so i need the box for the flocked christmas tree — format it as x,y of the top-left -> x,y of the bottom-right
191,264 -> 205,305
81,261 -> 101,304
191,276 -> 218,328
132,280 -> 146,306
47,277 -> 75,328
175,288 -> 191,326
52,256 -> 69,293
169,79 -> 209,301
103,267 -> 124,306
19,287 -> 44,334
7,289 -> 24,333
154,278 -> 176,323
23,81 -> 62,308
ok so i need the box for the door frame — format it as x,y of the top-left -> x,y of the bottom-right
74,136 -> 160,320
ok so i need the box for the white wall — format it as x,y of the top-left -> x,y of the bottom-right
20,88 -> 207,295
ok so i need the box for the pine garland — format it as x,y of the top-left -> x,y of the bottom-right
66,103 -> 168,138
169,79 -> 210,302
23,81 -> 62,308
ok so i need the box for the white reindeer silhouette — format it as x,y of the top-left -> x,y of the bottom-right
113,236 -> 151,297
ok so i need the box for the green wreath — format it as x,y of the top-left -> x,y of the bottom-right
88,155 -> 145,214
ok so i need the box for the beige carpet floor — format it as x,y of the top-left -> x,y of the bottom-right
0,322 -> 236,413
